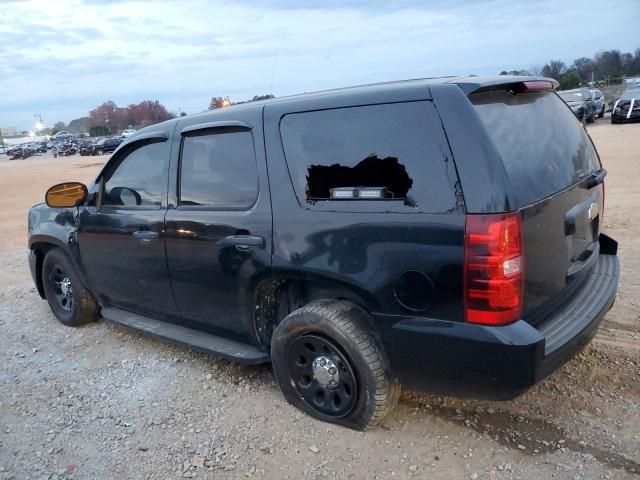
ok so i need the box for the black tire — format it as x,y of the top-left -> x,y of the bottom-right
599,106 -> 605,118
97,149 -> 103,156
271,300 -> 399,430
42,249 -> 99,327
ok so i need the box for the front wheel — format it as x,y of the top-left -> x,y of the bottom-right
97,149 -> 103,156
42,249 -> 99,327
271,300 -> 400,430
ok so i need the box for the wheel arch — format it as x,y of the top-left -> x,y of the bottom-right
29,236 -> 91,300
252,273 -> 380,346
30,241 -> 59,298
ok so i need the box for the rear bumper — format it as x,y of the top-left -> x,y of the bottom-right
378,237 -> 619,399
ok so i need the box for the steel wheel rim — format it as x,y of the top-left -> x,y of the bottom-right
288,334 -> 358,418
50,264 -> 73,312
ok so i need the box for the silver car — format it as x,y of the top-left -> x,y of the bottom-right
590,89 -> 606,118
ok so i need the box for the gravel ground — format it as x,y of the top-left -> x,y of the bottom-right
1,119 -> 639,479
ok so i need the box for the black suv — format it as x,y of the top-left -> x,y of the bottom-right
28,76 -> 618,430
558,87 -> 597,124
90,137 -> 122,156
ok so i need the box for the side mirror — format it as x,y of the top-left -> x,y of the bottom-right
45,182 -> 88,208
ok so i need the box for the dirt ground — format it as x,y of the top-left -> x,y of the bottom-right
0,119 -> 638,480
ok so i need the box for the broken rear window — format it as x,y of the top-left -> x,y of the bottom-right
279,101 -> 459,213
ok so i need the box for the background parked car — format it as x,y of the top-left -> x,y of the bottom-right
590,89 -> 606,118
611,88 -> 640,124
91,137 -> 123,156
558,87 -> 596,124
78,139 -> 95,156
121,128 -> 137,138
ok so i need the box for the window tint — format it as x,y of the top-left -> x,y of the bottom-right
102,140 -> 168,208
471,90 -> 599,207
279,102 -> 458,213
179,130 -> 258,209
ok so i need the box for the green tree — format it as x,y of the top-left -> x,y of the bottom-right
594,50 -> 623,82
251,94 -> 275,101
541,60 -> 566,80
559,70 -> 582,90
51,121 -> 66,135
89,125 -> 111,137
572,57 -> 594,81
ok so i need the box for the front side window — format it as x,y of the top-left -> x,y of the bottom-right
179,129 -> 258,209
279,101 -> 458,213
102,140 -> 168,208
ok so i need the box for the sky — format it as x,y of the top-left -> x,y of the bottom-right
1,0 -> 638,131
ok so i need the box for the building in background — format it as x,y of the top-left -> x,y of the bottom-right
1,127 -> 18,137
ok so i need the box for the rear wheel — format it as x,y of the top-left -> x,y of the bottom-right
42,249 -> 99,327
97,149 -> 104,156
271,300 -> 399,430
599,106 -> 605,118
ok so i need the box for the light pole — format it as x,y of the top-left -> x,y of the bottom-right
34,114 -> 44,133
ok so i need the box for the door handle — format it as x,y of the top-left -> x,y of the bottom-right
217,235 -> 265,249
132,230 -> 159,244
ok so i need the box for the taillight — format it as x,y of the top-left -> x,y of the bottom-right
464,212 -> 523,326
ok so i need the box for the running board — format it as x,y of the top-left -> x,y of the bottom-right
101,308 -> 270,364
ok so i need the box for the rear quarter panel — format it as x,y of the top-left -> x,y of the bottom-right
263,95 -> 466,323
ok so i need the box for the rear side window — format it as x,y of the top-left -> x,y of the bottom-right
279,101 -> 458,213
471,91 -> 599,207
179,130 -> 258,209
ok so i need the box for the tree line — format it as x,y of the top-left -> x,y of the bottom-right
208,94 -> 275,110
48,99 -> 182,136
500,47 -> 640,90
47,94 -> 275,136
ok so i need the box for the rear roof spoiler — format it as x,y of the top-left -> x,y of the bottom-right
448,76 -> 559,95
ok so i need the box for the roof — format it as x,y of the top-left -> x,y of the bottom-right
226,75 -> 554,108
137,75 -> 555,136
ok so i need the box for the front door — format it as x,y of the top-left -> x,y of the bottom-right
77,135 -> 178,317
164,120 -> 272,343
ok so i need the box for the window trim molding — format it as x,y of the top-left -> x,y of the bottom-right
180,120 -> 252,135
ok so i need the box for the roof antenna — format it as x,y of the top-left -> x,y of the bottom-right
269,35 -> 280,95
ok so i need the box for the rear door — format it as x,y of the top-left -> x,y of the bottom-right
164,117 -> 272,343
470,89 -> 604,322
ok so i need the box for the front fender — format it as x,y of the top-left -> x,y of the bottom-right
28,204 -> 90,294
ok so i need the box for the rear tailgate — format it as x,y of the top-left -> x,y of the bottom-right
470,89 -> 604,323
